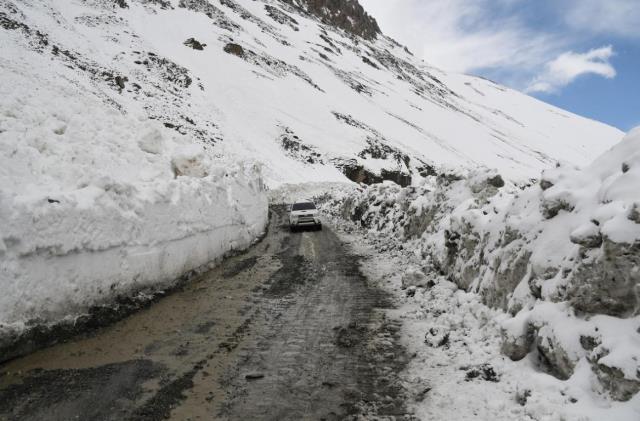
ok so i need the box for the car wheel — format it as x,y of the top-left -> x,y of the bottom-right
290,225 -> 296,232
317,224 -> 323,231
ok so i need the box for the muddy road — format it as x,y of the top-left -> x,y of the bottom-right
0,207 -> 412,420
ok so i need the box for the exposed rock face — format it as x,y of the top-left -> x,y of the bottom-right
223,42 -> 245,57
568,239 -> 640,317
594,361 -> 640,401
535,326 -> 576,380
401,268 -> 430,289
328,160 -> 640,401
282,0 -> 380,39
184,37 -> 206,50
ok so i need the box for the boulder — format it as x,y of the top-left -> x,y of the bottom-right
569,238 -> 640,317
184,37 -> 206,50
629,204 -> 640,224
569,222 -> 603,249
501,324 -> 534,361
401,268 -> 429,289
535,326 -> 576,380
594,361 -> 640,402
223,43 -> 244,57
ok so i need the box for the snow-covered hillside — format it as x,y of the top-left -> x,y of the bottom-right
0,0 -> 622,189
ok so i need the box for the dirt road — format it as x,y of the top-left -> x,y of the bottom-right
0,207 -> 412,420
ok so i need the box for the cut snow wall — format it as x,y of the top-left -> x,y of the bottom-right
324,129 -> 640,400
0,74 -> 269,360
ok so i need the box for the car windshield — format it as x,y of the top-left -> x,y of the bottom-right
292,202 -> 316,211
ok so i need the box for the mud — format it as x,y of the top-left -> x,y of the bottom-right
0,206 -> 412,420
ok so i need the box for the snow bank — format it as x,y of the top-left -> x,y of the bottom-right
0,71 -> 268,352
322,128 -> 640,408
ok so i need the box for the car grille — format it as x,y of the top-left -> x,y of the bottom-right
298,216 -> 315,224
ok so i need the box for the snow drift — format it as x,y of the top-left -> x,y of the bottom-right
0,66 -> 268,359
327,128 -> 640,402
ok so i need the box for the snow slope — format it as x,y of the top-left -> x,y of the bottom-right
0,0 -> 623,189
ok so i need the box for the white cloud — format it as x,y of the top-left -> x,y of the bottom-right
360,0 -> 559,74
525,46 -> 616,94
359,0 -> 625,94
564,0 -> 640,38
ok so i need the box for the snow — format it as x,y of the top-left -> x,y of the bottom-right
314,125 -> 640,419
0,0 -> 623,190
0,59 -> 268,335
0,0 -> 636,412
324,190 -> 640,420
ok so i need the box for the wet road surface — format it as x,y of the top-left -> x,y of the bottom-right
0,207 -> 412,420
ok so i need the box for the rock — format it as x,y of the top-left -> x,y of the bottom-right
114,75 -> 127,91
541,197 -> 574,219
184,37 -> 206,50
415,387 -> 432,402
223,43 -> 244,57
470,174 -> 504,194
464,364 -> 499,382
282,0 -> 380,40
579,335 -> 599,351
114,0 -> 128,8
481,250 -> 531,311
594,362 -> 640,401
380,168 -> 412,187
425,327 -> 449,348
539,179 -> 554,190
501,324 -> 535,361
535,326 -> 575,380
515,389 -> 531,406
570,223 -> 603,248
568,238 -> 640,317
362,56 -> 379,69
401,268 -> 428,289
245,372 -> 264,380
622,162 -> 630,173
629,204 -> 640,224
487,174 -> 505,188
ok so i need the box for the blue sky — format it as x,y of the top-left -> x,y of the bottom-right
360,0 -> 639,131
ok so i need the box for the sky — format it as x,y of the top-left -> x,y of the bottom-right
359,0 -> 640,132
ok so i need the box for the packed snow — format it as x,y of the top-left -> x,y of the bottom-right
0,61 -> 268,342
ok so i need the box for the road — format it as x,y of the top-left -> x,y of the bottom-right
0,206 -> 412,421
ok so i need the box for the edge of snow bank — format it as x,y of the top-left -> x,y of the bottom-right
0,162 -> 268,362
0,68 -> 269,362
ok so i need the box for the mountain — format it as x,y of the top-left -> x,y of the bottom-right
1,0 -> 623,189
0,0 -> 628,353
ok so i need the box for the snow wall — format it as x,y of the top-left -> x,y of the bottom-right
0,78 -> 268,359
325,128 -> 640,401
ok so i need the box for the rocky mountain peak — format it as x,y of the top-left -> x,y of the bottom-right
282,0 -> 380,39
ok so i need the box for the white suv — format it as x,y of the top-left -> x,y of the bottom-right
289,201 -> 322,232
